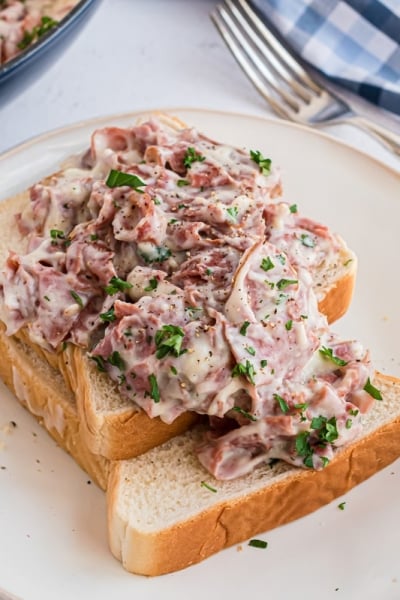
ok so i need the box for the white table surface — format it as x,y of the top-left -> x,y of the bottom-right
0,0 -> 400,173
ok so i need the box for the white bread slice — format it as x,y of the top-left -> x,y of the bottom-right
107,372 -> 400,576
0,323 -> 109,490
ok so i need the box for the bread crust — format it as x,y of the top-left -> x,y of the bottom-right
107,373 -> 400,576
0,324 -> 110,489
74,348 -> 198,460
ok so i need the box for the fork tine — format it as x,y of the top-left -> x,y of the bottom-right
224,0 -> 314,103
236,0 -> 322,95
212,5 -> 300,115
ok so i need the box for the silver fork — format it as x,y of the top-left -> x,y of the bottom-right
211,0 -> 400,156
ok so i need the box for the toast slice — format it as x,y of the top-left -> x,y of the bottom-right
107,372 -> 400,576
0,323 -> 109,490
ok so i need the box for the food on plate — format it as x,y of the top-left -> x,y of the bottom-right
1,113 -> 398,575
0,0 -> 79,66
0,114 -> 357,463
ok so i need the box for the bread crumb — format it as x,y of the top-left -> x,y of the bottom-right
1,420 -> 17,434
236,545 -> 243,552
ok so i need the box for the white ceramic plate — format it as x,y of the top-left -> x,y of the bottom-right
0,109 -> 399,600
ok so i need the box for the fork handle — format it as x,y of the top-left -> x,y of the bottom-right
346,116 -> 400,157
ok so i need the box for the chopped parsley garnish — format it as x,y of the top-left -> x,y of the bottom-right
231,360 -> 256,385
239,321 -> 250,336
345,419 -> 352,429
260,359 -> 268,368
277,254 -> 286,265
70,290 -> 84,308
148,374 -> 160,402
201,481 -> 217,493
183,147 -> 206,168
18,15 -> 58,50
349,408 -> 359,416
295,431 -> 314,468
260,257 -> 274,272
226,206 -> 239,220
289,204 -> 298,213
90,234 -> 99,241
232,406 -> 257,421
108,351 -> 125,371
319,346 -> 348,367
144,277 -> 158,292
276,278 -> 298,290
170,366 -> 178,375
155,324 -> 186,359
177,179 -> 190,187
50,229 -> 65,240
338,502 -> 346,510
99,307 -> 116,322
250,150 -> 272,175
248,539 -> 268,549
90,355 -> 106,372
363,377 -> 382,400
104,276 -> 133,295
343,258 -> 353,267
276,293 -> 288,305
300,233 -> 316,248
311,415 -> 338,443
285,320 -> 293,331
246,346 -> 256,356
206,268 -> 213,276
44,295 -> 50,302
105,169 -> 146,192
139,246 -> 172,263
153,197 -> 161,205
274,393 -> 289,414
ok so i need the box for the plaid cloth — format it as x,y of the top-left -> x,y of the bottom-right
250,0 -> 400,115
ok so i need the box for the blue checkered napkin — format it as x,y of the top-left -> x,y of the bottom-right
250,0 -> 400,115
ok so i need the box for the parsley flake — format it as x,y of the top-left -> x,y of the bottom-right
232,406 -> 257,421
70,290 -> 84,308
177,179 -> 190,187
155,325 -> 186,359
108,351 -> 125,371
105,169 -> 146,192
183,147 -> 206,168
144,277 -> 158,292
248,539 -> 268,549
99,307 -> 116,322
319,346 -> 348,367
240,321 -> 250,336
363,377 -> 382,400
104,276 -> 133,295
276,278 -> 298,290
148,374 -> 160,402
231,360 -> 256,385
201,481 -> 217,493
250,150 -> 272,175
300,233 -> 316,248
260,257 -> 274,272
226,206 -> 239,220
274,393 -> 289,414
